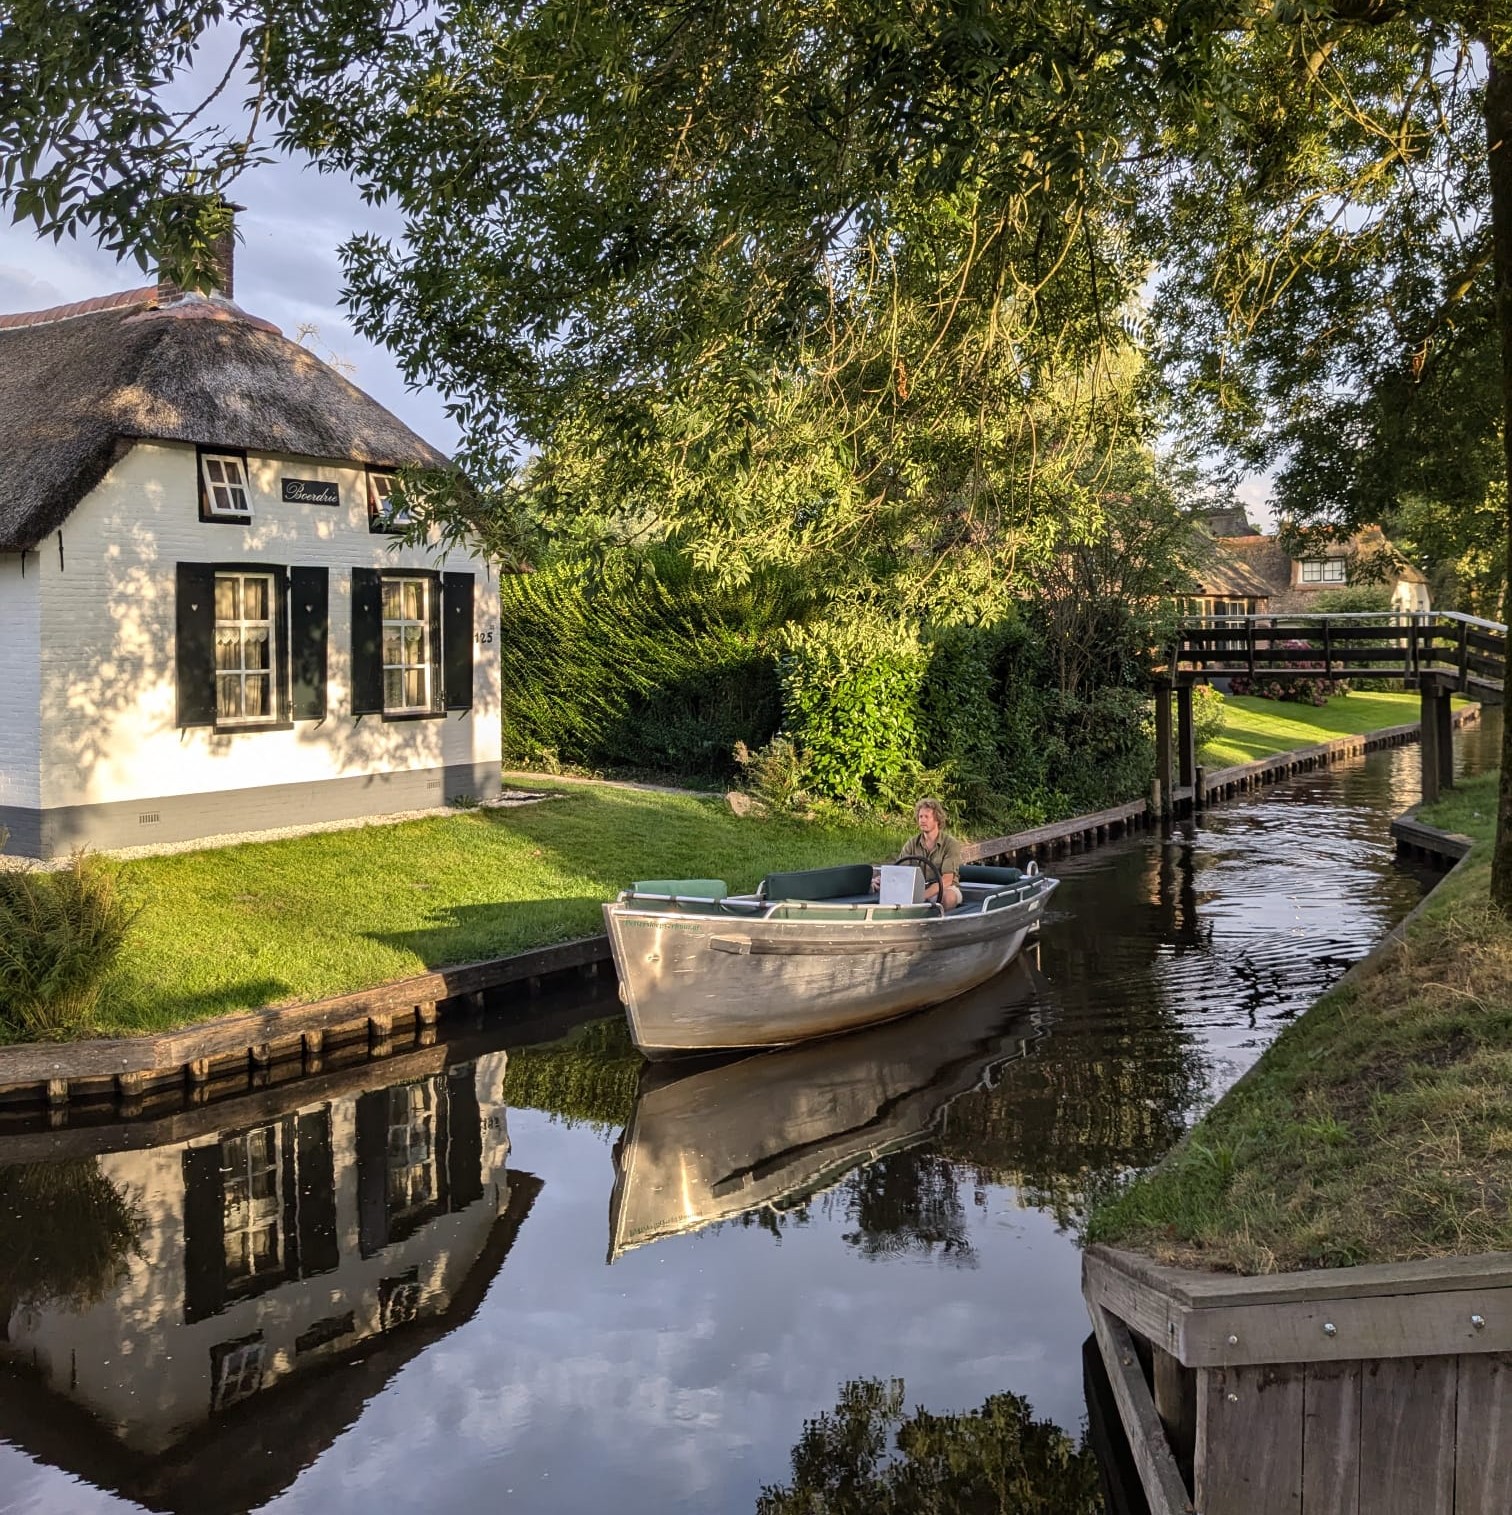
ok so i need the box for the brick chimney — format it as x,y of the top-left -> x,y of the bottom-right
157,201 -> 242,303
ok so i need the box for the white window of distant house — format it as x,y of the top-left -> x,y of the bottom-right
201,453 -> 252,518
386,1081 -> 439,1222
1301,558 -> 1346,584
210,1336 -> 266,1412
221,1125 -> 281,1288
368,471 -> 413,533
381,576 -> 434,713
214,573 -> 277,723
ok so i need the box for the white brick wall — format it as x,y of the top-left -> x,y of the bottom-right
36,441 -> 502,809
0,552 -> 42,810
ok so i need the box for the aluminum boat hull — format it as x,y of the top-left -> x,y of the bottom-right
604,878 -> 1057,1058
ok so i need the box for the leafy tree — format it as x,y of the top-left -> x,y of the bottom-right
756,1377 -> 1103,1515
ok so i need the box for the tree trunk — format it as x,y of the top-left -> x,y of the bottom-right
1486,47 -> 1512,910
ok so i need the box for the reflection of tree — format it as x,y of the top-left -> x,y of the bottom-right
0,1160 -> 142,1317
833,1151 -> 975,1266
504,1016 -> 640,1128
756,1377 -> 1102,1515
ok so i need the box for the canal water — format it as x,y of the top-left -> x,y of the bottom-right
0,719 -> 1500,1515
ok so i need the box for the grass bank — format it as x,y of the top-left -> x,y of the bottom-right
57,787 -> 897,1040
1200,689 -> 1433,767
1088,770 -> 1512,1272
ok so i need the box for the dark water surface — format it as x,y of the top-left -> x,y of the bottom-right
0,718 -> 1500,1514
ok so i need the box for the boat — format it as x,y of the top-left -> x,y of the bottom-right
607,961 -> 1044,1260
603,859 -> 1058,1058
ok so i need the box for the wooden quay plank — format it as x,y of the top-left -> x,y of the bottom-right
1358,1357 -> 1457,1515
1301,1360 -> 1361,1515
1090,1303 -> 1195,1515
963,799 -> 1148,862
1194,1363 -> 1304,1515
1455,1353 -> 1512,1515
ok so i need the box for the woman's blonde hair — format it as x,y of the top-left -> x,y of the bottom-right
914,797 -> 948,829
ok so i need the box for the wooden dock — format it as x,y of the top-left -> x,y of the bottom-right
1085,1243 -> 1512,1514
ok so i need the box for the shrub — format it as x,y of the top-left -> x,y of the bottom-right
0,854 -> 137,1041
778,612 -> 929,807
1192,684 -> 1227,751
733,735 -> 810,812
1229,642 -> 1350,705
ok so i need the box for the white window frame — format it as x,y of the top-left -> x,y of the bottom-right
368,471 -> 412,533
386,1081 -> 439,1222
201,452 -> 252,519
381,575 -> 436,715
221,1124 -> 282,1290
1301,558 -> 1346,584
214,572 -> 279,725
210,1337 -> 266,1412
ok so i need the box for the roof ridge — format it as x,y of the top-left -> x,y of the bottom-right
0,287 -> 156,331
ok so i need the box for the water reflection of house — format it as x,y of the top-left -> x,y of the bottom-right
0,1049 -> 539,1513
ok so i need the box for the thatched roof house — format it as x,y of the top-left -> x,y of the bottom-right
0,236 -> 500,859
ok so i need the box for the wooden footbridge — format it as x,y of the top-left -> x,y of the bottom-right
1156,610 -> 1507,811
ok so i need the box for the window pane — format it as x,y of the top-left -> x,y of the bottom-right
404,580 -> 424,620
383,630 -> 403,666
224,458 -> 247,487
214,629 -> 241,671
384,668 -> 403,708
403,625 -> 424,661
215,577 -> 238,619
244,676 -> 269,717
217,676 -> 243,718
206,458 -> 227,484
244,629 -> 270,670
244,579 -> 268,619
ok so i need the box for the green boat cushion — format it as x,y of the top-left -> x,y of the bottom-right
960,864 -> 1025,885
760,863 -> 875,902
631,878 -> 728,899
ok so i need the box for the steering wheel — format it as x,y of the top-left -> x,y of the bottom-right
893,853 -> 944,898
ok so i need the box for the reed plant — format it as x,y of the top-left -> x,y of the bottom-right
0,853 -> 137,1041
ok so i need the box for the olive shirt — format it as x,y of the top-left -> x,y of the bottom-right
895,830 -> 965,882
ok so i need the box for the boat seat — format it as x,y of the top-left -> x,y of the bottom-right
632,878 -> 728,899
960,864 -> 1026,886
758,863 -> 875,902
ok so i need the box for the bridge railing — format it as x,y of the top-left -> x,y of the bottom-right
1171,610 -> 1507,699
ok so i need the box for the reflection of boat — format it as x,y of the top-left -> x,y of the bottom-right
604,862 -> 1058,1058
607,962 -> 1045,1261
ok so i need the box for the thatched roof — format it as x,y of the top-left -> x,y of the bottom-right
1190,538 -> 1276,599
0,288 -> 447,553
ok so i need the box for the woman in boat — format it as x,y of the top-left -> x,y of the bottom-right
885,797 -> 964,909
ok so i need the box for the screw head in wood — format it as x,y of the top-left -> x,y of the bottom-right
1472,1315 -> 1486,1330
1227,1393 -> 1239,1403
1323,1323 -> 1337,1337
1227,1335 -> 1238,1345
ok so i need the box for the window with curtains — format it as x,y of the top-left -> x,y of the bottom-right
381,575 -> 436,713
214,572 -> 277,723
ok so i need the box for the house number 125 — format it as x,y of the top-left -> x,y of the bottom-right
475,628 -> 496,646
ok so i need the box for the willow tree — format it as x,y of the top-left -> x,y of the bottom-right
7,0 -> 1512,895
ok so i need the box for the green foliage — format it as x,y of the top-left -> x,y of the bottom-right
504,1017 -> 640,1130
756,1377 -> 1102,1515
777,612 -> 930,808
1191,684 -> 1226,752
732,736 -> 809,814
0,1160 -> 142,1311
499,554 -> 794,776
1307,585 -> 1394,615
0,855 -> 137,1042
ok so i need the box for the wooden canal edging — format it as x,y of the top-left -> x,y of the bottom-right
0,933 -> 612,1117
1084,1243 -> 1512,1515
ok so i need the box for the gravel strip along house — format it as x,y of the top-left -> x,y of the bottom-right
0,215 -> 502,857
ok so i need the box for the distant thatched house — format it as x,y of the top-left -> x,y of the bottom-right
1190,508 -> 1430,618
0,234 -> 501,857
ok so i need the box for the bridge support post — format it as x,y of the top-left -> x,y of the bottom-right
1176,685 -> 1196,805
1435,687 -> 1455,794
1154,685 -> 1174,818
1420,682 -> 1444,805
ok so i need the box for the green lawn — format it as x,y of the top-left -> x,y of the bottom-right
1088,770 -> 1512,1272
82,787 -> 898,1038
1201,689 -> 1431,767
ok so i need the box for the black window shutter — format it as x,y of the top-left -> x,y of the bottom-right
271,564 -> 292,722
290,567 -> 329,721
182,1144 -> 227,1323
175,562 -> 217,727
351,568 -> 384,716
445,1062 -> 485,1211
441,572 -> 474,711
